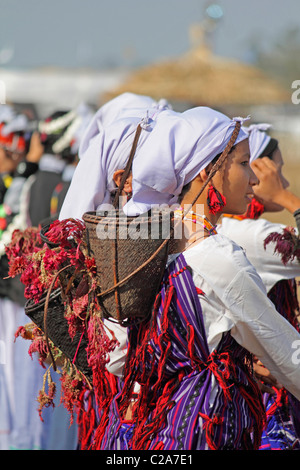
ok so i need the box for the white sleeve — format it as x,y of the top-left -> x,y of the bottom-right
219,218 -> 300,292
223,266 -> 300,401
185,234 -> 300,401
248,218 -> 300,291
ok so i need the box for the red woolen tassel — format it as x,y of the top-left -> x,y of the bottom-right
239,197 -> 265,220
207,185 -> 226,214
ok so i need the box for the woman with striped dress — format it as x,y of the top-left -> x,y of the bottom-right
59,95 -> 300,450
97,113 -> 300,450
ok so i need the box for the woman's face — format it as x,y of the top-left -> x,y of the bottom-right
213,138 -> 259,215
251,147 -> 289,212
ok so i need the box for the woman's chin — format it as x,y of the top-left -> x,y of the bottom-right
224,204 -> 248,216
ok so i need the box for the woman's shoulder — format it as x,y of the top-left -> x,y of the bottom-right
183,233 -> 265,298
184,232 -> 254,276
219,216 -> 286,239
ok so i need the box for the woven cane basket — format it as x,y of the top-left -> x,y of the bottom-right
25,288 -> 92,383
83,208 -> 174,324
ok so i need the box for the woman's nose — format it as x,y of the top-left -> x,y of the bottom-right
249,167 -> 259,186
281,174 -> 290,190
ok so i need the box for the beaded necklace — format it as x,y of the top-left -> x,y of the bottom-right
174,208 -> 217,236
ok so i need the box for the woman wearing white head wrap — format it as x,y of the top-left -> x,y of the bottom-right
74,95 -> 300,451
247,123 -> 272,163
218,123 -> 300,450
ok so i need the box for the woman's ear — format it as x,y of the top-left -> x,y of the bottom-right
113,169 -> 124,187
113,169 -> 133,193
199,168 -> 209,182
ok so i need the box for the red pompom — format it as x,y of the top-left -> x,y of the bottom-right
207,185 -> 226,214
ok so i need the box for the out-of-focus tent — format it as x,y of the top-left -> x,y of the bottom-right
103,45 -> 289,109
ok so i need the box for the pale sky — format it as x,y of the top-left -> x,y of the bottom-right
0,0 -> 300,69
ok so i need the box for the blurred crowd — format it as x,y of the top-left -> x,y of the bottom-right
0,102 -> 94,450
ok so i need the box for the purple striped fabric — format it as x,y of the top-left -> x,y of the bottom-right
99,254 -> 265,450
259,279 -> 300,450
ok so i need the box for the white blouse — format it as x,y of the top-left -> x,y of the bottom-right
106,231 -> 300,402
218,217 -> 300,292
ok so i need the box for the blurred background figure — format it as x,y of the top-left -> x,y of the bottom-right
0,102 -> 93,450
28,103 -> 94,227
0,104 -> 43,450
47,103 -> 95,222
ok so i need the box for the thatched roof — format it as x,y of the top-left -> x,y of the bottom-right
104,46 -> 290,107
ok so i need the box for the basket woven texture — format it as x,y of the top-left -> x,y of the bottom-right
25,287 -> 92,383
83,209 -> 173,324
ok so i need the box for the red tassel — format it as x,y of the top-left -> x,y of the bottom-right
77,389 -> 96,450
265,387 -> 288,419
196,287 -> 205,296
239,197 -> 265,220
238,380 -> 266,449
207,351 -> 233,403
207,185 -> 226,214
199,412 -> 224,450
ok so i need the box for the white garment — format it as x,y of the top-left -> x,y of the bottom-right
218,217 -> 300,292
38,154 -> 66,174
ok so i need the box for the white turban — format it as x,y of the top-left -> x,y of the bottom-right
245,123 -> 272,163
59,93 -> 249,220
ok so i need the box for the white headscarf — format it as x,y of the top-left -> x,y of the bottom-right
245,123 -> 272,162
59,93 -> 171,219
59,93 -> 249,220
125,108 -> 249,216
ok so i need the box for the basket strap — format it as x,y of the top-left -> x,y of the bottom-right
112,236 -> 122,322
112,124 -> 142,208
111,124 -> 143,320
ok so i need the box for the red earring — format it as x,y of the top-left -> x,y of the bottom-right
241,197 -> 264,220
207,185 -> 226,214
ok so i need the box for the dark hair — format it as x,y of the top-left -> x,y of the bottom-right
258,138 -> 278,160
177,144 -> 237,203
178,181 -> 192,204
